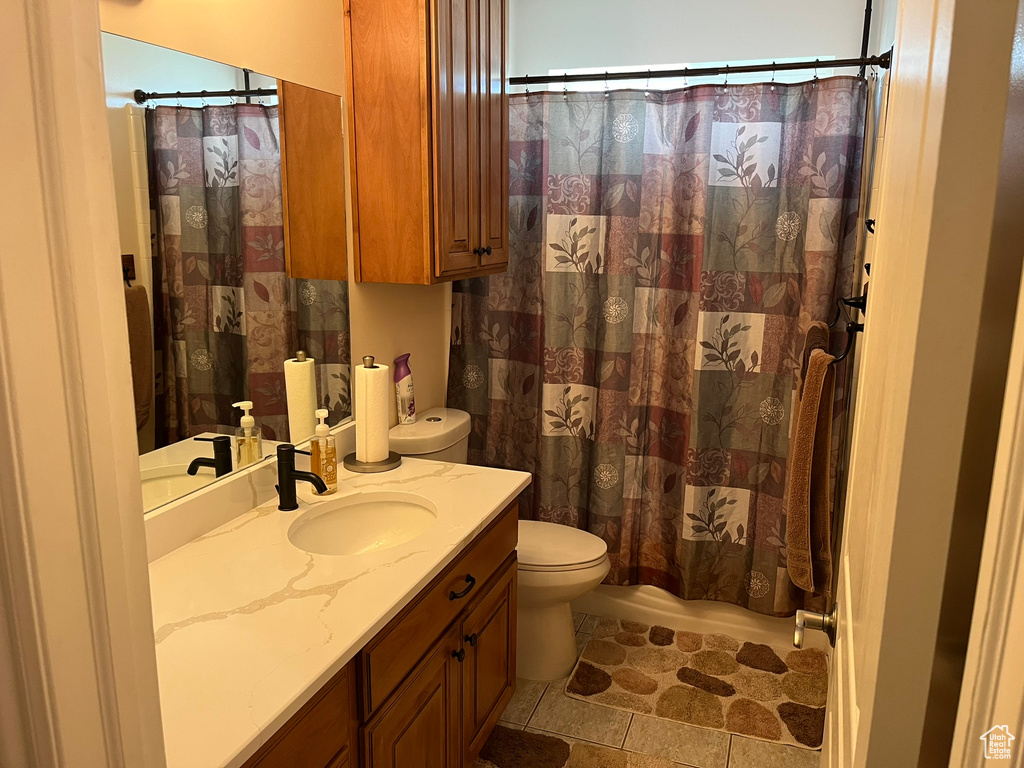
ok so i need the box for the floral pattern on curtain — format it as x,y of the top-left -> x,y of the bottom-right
148,105 -> 351,445
448,79 -> 866,616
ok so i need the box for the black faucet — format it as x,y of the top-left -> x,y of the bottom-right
276,444 -> 328,511
187,435 -> 233,477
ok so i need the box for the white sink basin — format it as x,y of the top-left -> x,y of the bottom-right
141,464 -> 217,512
287,491 -> 439,556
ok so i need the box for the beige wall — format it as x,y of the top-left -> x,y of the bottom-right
98,0 -> 452,426
98,0 -> 346,95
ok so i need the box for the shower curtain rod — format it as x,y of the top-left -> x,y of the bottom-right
133,87 -> 277,104
508,49 -> 892,87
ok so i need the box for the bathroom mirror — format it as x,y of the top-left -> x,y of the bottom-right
103,33 -> 352,513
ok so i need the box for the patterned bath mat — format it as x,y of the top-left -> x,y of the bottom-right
475,725 -> 677,768
566,619 -> 828,749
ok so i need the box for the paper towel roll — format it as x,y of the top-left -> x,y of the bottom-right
285,354 -> 318,443
355,359 -> 390,463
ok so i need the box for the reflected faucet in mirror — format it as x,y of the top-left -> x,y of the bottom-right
187,436 -> 233,478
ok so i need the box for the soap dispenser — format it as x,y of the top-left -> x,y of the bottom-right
233,401 -> 263,468
310,408 -> 338,495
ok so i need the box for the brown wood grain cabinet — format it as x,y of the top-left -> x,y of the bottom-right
244,503 -> 518,768
278,80 -> 349,282
344,0 -> 509,284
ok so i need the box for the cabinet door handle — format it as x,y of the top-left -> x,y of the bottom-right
472,247 -> 483,256
483,246 -> 492,256
452,648 -> 466,663
449,574 -> 476,600
465,633 -> 478,647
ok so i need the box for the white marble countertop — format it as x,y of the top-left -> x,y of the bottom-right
148,458 -> 531,768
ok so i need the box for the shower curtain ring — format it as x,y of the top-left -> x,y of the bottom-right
645,69 -> 651,98
524,73 -> 530,98
771,62 -> 777,91
683,68 -> 689,88
813,59 -> 820,86
724,65 -> 729,92
604,71 -> 610,99
563,73 -> 569,102
200,90 -> 208,107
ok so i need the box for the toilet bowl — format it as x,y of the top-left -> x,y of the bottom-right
516,520 -> 610,681
389,408 -> 609,680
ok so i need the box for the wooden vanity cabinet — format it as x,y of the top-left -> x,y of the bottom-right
243,502 -> 518,768
460,560 -> 516,761
343,0 -> 509,284
241,662 -> 358,768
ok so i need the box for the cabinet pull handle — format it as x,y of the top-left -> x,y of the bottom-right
452,648 -> 466,663
465,633 -> 478,647
449,574 -> 476,600
483,246 -> 492,256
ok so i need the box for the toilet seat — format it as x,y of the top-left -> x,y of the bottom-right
517,520 -> 609,573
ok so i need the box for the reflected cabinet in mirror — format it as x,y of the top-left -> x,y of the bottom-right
103,33 -> 352,513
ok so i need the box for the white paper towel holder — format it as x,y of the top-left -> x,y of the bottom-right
345,354 -> 402,473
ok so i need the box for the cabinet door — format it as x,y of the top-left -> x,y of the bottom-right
279,80 -> 348,281
461,557 -> 517,761
475,0 -> 508,269
365,626 -> 461,768
433,0 -> 479,276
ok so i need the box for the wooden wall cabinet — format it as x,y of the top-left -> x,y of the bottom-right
279,80 -> 349,282
244,503 -> 518,768
344,0 -> 509,284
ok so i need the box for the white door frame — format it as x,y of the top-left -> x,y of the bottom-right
949,252 -> 1024,766
825,0 -> 1022,765
1,0 -> 165,765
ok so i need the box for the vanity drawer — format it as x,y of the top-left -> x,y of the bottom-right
360,501 -> 518,715
243,661 -> 357,768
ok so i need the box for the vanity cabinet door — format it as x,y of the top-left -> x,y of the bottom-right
432,0 -> 479,278
364,626 -> 462,768
461,556 -> 517,761
474,0 -> 508,270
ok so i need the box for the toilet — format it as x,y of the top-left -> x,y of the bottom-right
390,407 -> 610,681
516,520 -> 610,680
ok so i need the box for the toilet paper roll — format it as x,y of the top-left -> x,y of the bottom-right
285,356 -> 318,443
355,361 -> 390,463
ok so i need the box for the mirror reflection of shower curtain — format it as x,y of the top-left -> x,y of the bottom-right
448,78 -> 867,617
146,104 -> 351,446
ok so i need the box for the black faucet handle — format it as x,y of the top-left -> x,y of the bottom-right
192,435 -> 233,477
195,435 -> 231,445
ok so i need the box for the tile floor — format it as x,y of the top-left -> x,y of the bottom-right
494,613 -> 821,768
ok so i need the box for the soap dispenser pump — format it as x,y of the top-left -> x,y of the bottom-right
233,400 -> 262,468
310,408 -> 338,495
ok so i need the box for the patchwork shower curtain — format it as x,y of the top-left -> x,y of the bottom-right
448,79 -> 866,616
147,105 -> 351,445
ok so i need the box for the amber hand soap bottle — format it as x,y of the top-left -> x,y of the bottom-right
310,408 -> 337,495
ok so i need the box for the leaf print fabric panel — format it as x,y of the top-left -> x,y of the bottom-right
148,105 -> 351,445
449,78 -> 866,616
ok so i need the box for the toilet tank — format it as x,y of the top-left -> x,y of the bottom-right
388,407 -> 471,463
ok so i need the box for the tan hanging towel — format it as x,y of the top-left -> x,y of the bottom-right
124,285 -> 153,430
798,320 -> 830,400
785,346 -> 836,594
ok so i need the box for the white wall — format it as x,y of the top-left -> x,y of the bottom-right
509,0 -> 876,78
103,33 -> 245,107
870,0 -> 900,54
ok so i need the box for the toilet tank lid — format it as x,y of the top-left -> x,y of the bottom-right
388,407 -> 471,454
517,520 -> 609,568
